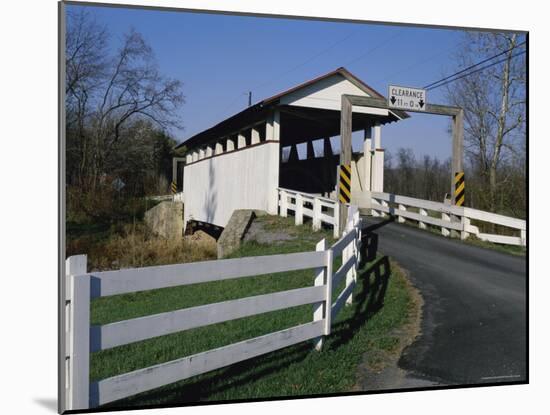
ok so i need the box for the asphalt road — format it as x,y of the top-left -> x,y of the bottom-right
364,218 -> 527,387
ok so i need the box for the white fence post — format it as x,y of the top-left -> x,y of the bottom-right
345,208 -> 355,306
397,204 -> 406,223
280,189 -> 288,217
418,208 -> 428,229
520,230 -> 526,246
312,239 -> 327,351
66,255 -> 90,410
295,193 -> 303,225
324,248 -> 334,336
312,198 -> 322,231
380,200 -> 388,218
441,212 -> 451,237
461,216 -> 471,240
333,202 -> 340,238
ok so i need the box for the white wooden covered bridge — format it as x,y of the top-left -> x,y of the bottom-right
176,67 -> 408,230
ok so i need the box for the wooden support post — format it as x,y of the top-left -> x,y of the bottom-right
66,255 -> 90,410
363,128 -> 372,192
339,96 -> 352,236
295,193 -> 304,225
451,109 -> 464,204
312,239 -> 326,350
172,158 -> 178,184
289,144 -> 299,162
307,140 -> 315,159
312,198 -> 322,231
419,208 -> 428,229
266,114 -> 274,140
323,137 -> 333,156
273,110 -> 280,141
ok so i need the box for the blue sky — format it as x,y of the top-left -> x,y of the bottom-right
68,4 -> 475,160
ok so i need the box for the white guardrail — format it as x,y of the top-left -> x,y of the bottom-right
370,192 -> 526,247
64,207 -> 362,410
278,187 -> 340,237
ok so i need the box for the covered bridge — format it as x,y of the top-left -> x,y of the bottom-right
176,67 -> 408,230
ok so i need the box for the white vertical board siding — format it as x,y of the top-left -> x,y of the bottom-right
183,142 -> 279,227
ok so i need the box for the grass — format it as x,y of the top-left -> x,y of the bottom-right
89,215 -> 414,409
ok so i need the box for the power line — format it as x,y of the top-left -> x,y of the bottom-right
216,30 -> 359,118
343,29 -> 404,67
426,50 -> 526,91
376,46 -> 450,84
250,30 -> 358,93
423,40 -> 526,90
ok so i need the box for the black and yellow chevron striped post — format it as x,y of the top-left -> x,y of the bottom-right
171,181 -> 177,194
338,164 -> 352,204
454,171 -> 465,206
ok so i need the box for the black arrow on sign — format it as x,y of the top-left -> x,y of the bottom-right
390,96 -> 396,104
419,99 -> 424,108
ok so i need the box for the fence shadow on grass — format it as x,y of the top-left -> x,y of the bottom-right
110,340 -> 314,408
107,224 -> 393,409
328,252 -> 391,351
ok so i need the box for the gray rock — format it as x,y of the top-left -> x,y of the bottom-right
217,210 -> 256,258
144,201 -> 184,239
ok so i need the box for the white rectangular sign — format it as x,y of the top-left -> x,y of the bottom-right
388,85 -> 427,111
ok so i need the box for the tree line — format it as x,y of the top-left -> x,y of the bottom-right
65,10 -> 186,220
384,147 -> 526,219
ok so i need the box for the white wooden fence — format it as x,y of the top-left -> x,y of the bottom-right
64,207 -> 362,410
370,192 -> 526,246
278,187 -> 340,237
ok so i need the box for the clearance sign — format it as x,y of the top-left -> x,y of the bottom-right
388,85 -> 427,112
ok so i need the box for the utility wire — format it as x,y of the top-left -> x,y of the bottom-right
426,50 -> 526,91
343,29 -> 404,67
423,40 -> 526,90
216,30 -> 359,118
250,30 -> 358,93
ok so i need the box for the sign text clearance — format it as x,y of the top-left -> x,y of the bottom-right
388,85 -> 427,112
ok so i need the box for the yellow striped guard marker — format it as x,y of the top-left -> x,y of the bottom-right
338,164 -> 352,204
171,181 -> 177,194
454,171 -> 465,206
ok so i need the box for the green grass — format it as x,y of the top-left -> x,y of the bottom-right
90,215 -> 414,408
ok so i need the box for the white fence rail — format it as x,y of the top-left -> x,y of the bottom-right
370,192 -> 526,246
278,187 -> 340,237
65,207 -> 362,410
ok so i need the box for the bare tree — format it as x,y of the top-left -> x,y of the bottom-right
446,32 -> 526,213
66,11 -> 185,190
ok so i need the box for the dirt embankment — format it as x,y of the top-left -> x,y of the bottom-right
352,262 -> 437,391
